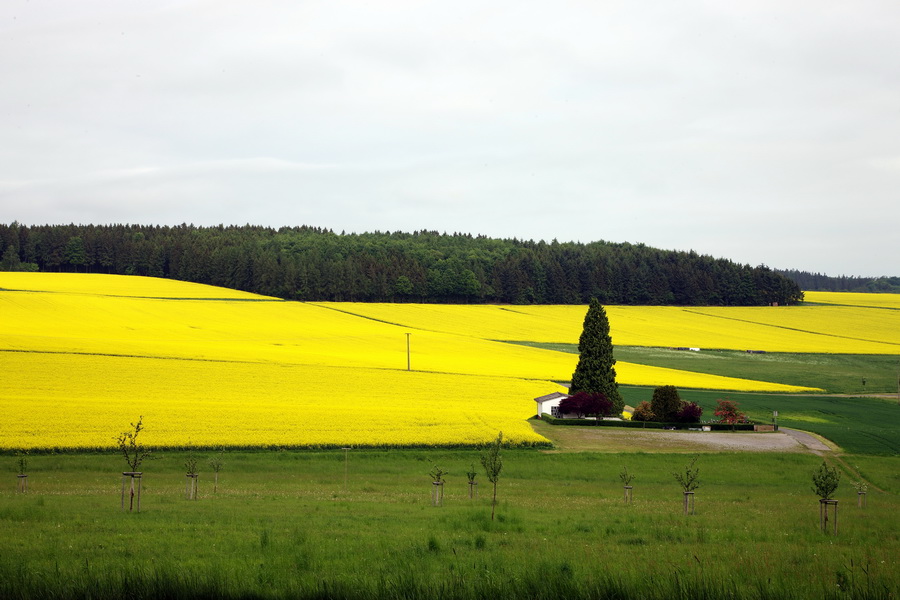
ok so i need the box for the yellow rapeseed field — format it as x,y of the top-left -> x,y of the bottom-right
804,290 -> 900,309
0,352 -> 554,449
324,301 -> 900,354
1,275 -> 817,387
1,273 -> 857,450
0,272 -> 268,299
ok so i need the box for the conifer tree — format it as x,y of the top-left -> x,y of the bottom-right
650,385 -> 683,423
569,298 -> 624,414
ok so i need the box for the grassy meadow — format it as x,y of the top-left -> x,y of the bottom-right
2,449 -> 898,600
613,388 -> 900,456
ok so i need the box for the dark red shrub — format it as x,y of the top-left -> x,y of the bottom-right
677,401 -> 703,423
559,391 -> 614,418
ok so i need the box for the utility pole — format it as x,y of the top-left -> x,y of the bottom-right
406,333 -> 411,371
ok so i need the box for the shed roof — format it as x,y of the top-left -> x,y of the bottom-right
534,391 -> 569,403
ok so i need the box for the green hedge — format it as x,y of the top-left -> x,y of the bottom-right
707,423 -> 759,432
540,414 -> 762,431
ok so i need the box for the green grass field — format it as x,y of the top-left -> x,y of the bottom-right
1,449 -> 898,599
512,340 -> 900,456
513,342 -> 900,395
614,387 -> 900,456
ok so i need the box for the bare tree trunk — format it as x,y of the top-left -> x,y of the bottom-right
491,481 -> 498,521
122,473 -> 142,512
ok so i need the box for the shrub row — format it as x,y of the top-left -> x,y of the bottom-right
539,414 -> 760,431
1,439 -> 554,455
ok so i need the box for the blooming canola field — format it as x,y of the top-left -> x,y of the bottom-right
324,300 -> 900,355
2,273 -> 884,450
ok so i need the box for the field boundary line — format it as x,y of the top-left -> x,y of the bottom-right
683,309 -> 900,348
0,348 -> 557,384
307,303 -> 437,332
0,287 -> 283,301
803,301 -> 900,311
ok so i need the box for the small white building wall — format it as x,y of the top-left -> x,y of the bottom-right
536,397 -> 565,417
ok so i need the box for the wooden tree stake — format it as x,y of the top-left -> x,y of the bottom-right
820,499 -> 838,534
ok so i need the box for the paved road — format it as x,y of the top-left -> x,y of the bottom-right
780,428 -> 832,452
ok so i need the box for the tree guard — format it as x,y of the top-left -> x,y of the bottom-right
186,473 -> 199,500
623,485 -> 633,503
16,474 -> 27,493
121,472 -> 143,512
820,499 -> 838,534
431,481 -> 444,507
683,491 -> 695,515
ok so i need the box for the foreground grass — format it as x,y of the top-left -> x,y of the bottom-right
1,450 -> 898,599
516,342 -> 900,395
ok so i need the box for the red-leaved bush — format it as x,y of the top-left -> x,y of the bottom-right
714,399 -> 747,424
559,391 -> 614,418
676,401 -> 703,423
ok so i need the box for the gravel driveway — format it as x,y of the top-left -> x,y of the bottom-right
610,429 -> 808,452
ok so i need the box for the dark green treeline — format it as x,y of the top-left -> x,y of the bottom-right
0,223 -> 803,305
776,269 -> 900,293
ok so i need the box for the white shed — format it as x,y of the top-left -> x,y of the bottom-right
534,391 -> 569,418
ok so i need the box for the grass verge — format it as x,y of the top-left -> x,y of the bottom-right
1,450 -> 898,599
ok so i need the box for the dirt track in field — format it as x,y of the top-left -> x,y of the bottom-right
530,420 -> 834,453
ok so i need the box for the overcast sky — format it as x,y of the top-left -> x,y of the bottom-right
2,1 -> 898,276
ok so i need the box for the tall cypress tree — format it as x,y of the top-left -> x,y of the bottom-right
569,298 -> 624,414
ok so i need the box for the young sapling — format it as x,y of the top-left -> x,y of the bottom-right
429,465 -> 447,506
185,450 -> 199,500
481,432 -> 504,521
673,456 -> 700,515
619,466 -> 635,503
852,480 -> 868,508
15,450 -> 28,493
813,461 -> 841,533
208,449 -> 224,494
116,416 -> 150,512
466,463 -> 478,499
812,461 -> 840,500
